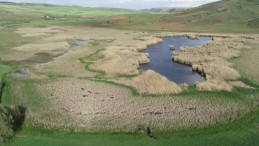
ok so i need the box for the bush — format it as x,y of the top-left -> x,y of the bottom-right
0,105 -> 14,143
0,105 -> 26,143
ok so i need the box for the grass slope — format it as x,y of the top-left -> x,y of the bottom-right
0,3 -> 136,27
3,107 -> 259,146
103,0 -> 259,33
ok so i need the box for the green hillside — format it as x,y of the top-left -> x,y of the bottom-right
1,0 -> 259,33
105,0 -> 259,33
0,2 -> 136,27
184,0 -> 259,27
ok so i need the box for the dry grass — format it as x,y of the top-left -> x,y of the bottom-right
9,26 -> 148,77
16,26 -> 66,37
196,80 -> 232,91
135,37 -> 163,50
91,37 -> 162,75
35,45 -> 96,78
132,70 -> 182,94
187,34 -> 198,40
30,78 -> 253,132
156,33 -> 199,39
92,46 -> 148,75
229,81 -> 255,89
12,42 -> 69,52
202,64 -> 240,80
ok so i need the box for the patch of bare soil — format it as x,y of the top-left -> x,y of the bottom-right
108,16 -> 128,23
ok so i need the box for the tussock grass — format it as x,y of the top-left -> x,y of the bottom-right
16,27 -> 67,37
91,37 -> 162,76
157,33 -> 198,39
92,46 -> 144,75
135,37 -> 163,50
202,64 -> 240,80
187,34 -> 198,40
13,42 -> 69,52
229,81 -> 255,89
132,70 -> 182,94
196,80 -> 232,91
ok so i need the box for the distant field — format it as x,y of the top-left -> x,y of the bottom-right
0,3 -> 136,27
1,0 -> 259,33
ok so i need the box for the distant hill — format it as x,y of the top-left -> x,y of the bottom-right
141,8 -> 185,13
176,0 -> 259,28
0,1 -> 58,6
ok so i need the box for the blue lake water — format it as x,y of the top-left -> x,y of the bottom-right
140,37 -> 211,85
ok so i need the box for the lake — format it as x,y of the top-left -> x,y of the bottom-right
140,37 -> 211,85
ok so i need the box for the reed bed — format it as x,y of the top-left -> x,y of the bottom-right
92,37 -> 162,75
132,70 -> 182,94
92,46 -> 149,75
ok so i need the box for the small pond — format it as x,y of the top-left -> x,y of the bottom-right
69,38 -> 86,49
140,37 -> 211,85
12,70 -> 29,76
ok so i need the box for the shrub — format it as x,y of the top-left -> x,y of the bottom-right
0,105 -> 13,143
0,105 -> 26,143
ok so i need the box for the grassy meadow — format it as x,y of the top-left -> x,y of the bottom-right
0,0 -> 259,145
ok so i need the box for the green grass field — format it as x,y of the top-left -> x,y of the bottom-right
0,0 -> 259,145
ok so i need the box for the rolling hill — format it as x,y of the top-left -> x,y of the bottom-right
0,0 -> 259,33
106,0 -> 259,33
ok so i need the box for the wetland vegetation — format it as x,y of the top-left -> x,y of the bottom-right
0,0 -> 259,145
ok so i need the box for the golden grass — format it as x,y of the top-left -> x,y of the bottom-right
156,33 -> 198,39
135,37 -> 163,50
16,26 -> 66,37
132,70 -> 182,94
187,34 -> 198,40
196,80 -> 232,91
30,78 -> 253,132
12,42 -> 69,52
229,81 -> 255,89
92,37 -> 162,75
92,46 -> 145,75
202,64 -> 240,80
